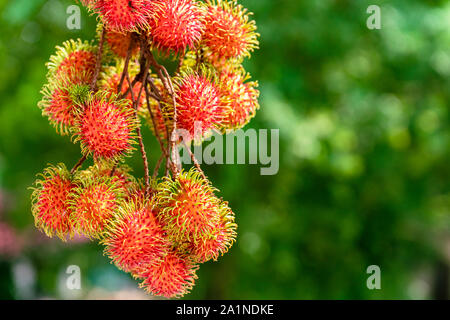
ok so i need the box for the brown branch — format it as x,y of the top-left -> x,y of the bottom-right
146,49 -> 180,176
70,154 -> 87,174
152,153 -> 165,181
117,35 -> 135,93
91,26 -> 106,91
183,142 -> 207,180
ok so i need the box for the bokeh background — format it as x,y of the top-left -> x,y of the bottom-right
0,0 -> 449,299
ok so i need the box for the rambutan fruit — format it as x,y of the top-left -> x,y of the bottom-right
154,168 -> 233,245
171,69 -> 225,140
147,0 -> 205,55
72,92 -> 137,161
135,250 -> 199,298
39,77 -> 90,135
68,175 -> 123,239
47,39 -> 98,84
90,0 -> 153,33
218,66 -> 259,131
78,162 -> 136,196
101,25 -> 139,58
31,164 -> 76,240
102,198 -> 170,273
202,0 -> 259,61
188,202 -> 236,263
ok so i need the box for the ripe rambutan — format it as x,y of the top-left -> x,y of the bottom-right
171,69 -> 225,140
39,77 -> 90,135
72,92 -> 137,161
135,250 -> 199,298
31,164 -> 76,240
69,175 -> 122,239
154,168 -> 233,245
147,0 -> 205,55
78,162 -> 136,196
102,199 -> 170,273
90,0 -> 153,33
47,39 -> 97,84
101,26 -> 139,58
189,202 -> 236,263
202,0 -> 259,61
218,66 -> 259,130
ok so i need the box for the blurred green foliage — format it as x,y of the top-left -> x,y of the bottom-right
0,0 -> 449,299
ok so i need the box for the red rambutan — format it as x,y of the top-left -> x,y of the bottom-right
47,39 -> 97,84
102,199 -> 170,273
72,92 -> 137,161
202,0 -> 259,61
31,164 -> 76,240
172,69 -> 224,140
39,77 -> 90,135
189,202 -> 236,263
69,175 -> 122,239
135,250 -> 199,298
91,0 -> 153,33
102,27 -> 139,58
218,66 -> 259,131
154,168 -> 233,245
147,0 -> 205,55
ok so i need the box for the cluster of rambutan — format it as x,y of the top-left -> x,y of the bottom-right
31,0 -> 259,298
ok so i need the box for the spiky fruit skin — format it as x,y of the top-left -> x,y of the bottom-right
172,70 -> 224,139
69,176 -> 122,239
72,92 -> 137,161
188,203 -> 236,263
39,77 -> 90,135
104,28 -> 138,58
78,162 -> 136,196
154,168 -> 234,246
135,251 -> 198,298
203,0 -> 259,61
91,0 -> 152,33
47,39 -> 97,84
147,0 -> 205,55
102,199 -> 170,273
31,164 -> 76,240
218,67 -> 259,131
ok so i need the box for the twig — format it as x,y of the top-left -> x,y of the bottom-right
70,154 -> 87,174
152,153 -> 165,181
117,35 -> 135,93
183,142 -> 207,180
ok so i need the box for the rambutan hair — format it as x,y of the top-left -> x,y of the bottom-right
171,68 -> 225,140
189,202 -> 237,263
154,168 -> 234,245
100,25 -> 139,58
46,39 -> 98,84
89,0 -> 153,33
68,174 -> 123,239
102,198 -> 171,273
218,66 -> 259,131
135,250 -> 199,298
147,0 -> 205,55
71,91 -> 138,161
202,0 -> 259,61
31,164 -> 76,240
39,76 -> 90,135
